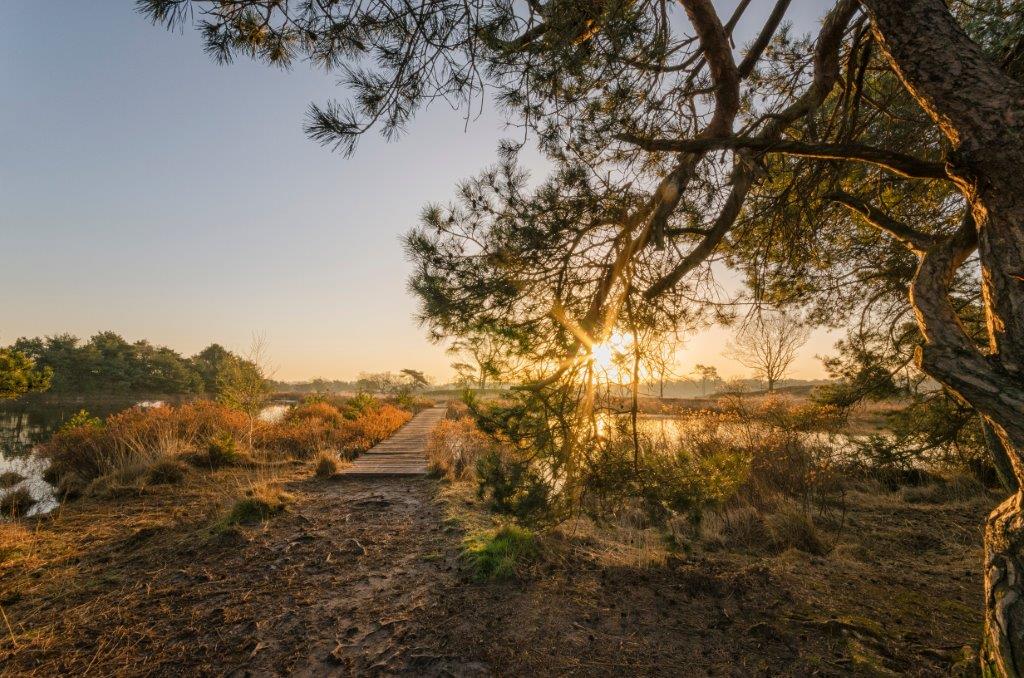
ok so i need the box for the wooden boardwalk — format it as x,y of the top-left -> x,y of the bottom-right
339,406 -> 446,477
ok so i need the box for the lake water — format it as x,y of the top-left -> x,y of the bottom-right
0,398 -> 294,519
598,412 -> 867,457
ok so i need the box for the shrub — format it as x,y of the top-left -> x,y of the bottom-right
0,471 -> 24,489
257,402 -> 410,458
145,458 -> 189,485
462,525 -> 538,581
286,401 -> 344,426
183,433 -> 246,468
42,420 -> 122,497
339,392 -> 379,419
766,509 -> 828,555
61,409 -> 102,431
256,419 -> 331,457
392,393 -> 434,413
578,418 -> 753,523
174,400 -> 249,447
476,450 -> 556,526
338,404 -> 411,456
746,430 -> 838,504
426,417 -> 493,480
0,487 -> 35,518
314,451 -> 339,478
223,483 -> 293,526
445,399 -> 470,420
41,401 -> 258,498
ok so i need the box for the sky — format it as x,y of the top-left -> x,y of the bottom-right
0,1 -> 839,383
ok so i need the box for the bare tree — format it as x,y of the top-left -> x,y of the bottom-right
446,335 -> 506,390
724,311 -> 811,393
643,336 -> 679,399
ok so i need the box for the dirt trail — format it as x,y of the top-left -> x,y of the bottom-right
1,456 -> 991,676
0,473 -> 486,676
271,477 -> 485,677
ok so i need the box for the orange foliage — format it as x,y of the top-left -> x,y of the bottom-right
40,399 -> 413,495
257,402 -> 411,458
285,401 -> 345,426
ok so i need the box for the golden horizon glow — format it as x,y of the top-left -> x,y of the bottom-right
589,332 -> 635,383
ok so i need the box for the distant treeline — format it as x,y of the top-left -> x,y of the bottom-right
8,333 -> 257,396
268,378 -> 357,394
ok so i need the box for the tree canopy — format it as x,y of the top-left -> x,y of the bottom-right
142,1 -> 1024,670
7,333 -> 258,397
0,348 -> 52,400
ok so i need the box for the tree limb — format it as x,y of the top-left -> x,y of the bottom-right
616,134 -> 949,179
827,190 -> 937,253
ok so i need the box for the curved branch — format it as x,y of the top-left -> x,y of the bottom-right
641,0 -> 859,300
827,190 -> 937,253
616,134 -> 949,179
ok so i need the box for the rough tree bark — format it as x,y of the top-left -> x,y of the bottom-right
860,1 -> 1024,674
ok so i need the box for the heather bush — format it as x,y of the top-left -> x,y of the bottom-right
174,400 -> 249,447
338,404 -> 411,456
256,401 -> 410,458
257,419 -> 333,456
285,400 -> 345,426
42,415 -> 122,496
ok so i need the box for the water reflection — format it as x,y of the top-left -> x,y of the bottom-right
598,412 -> 866,454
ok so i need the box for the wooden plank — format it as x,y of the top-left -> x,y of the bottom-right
337,406 -> 445,478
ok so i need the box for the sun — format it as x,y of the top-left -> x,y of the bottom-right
590,342 -> 615,370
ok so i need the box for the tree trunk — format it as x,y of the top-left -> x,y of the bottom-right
860,1 -> 1024,674
986,492 -> 1024,676
985,420 -> 1021,494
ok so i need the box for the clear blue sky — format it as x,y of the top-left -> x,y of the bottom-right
0,1 -> 836,382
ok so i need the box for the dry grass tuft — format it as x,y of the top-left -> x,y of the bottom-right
145,458 -> 189,485
314,451 -> 342,478
697,505 -> 773,552
223,482 -> 293,526
445,399 -> 470,420
0,487 -> 36,518
425,417 -> 492,480
766,508 -> 829,555
185,433 -> 250,469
